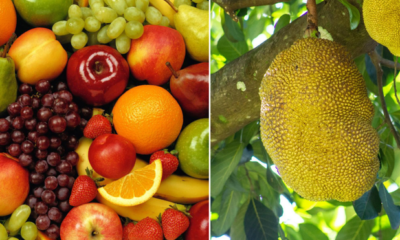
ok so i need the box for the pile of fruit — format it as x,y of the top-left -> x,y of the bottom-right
0,0 -> 209,238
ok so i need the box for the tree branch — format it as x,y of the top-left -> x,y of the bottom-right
379,57 -> 400,69
211,0 -> 376,145
368,51 -> 400,147
212,0 -> 290,21
305,0 -> 319,37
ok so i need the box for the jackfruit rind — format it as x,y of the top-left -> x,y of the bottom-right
363,0 -> 400,56
259,38 -> 380,202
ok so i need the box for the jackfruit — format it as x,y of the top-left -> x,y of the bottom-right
259,38 -> 380,202
363,0 -> 400,56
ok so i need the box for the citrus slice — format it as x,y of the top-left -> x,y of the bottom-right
98,159 -> 162,206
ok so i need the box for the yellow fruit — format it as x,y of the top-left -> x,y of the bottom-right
98,160 -> 162,206
363,0 -> 400,56
149,0 -> 175,27
259,38 -> 380,202
96,193 -> 186,221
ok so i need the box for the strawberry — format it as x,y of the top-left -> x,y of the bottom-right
129,217 -> 163,240
161,206 -> 190,240
149,149 -> 179,181
123,222 -> 135,240
69,168 -> 103,207
83,114 -> 112,139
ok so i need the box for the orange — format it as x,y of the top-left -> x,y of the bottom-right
112,85 -> 183,155
0,0 -> 16,46
98,159 -> 163,206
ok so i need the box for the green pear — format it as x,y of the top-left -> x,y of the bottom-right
0,52 -> 17,116
174,5 -> 209,62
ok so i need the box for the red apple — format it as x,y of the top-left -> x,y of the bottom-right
127,25 -> 186,86
66,45 -> 129,106
89,134 -> 136,179
0,153 -> 29,216
185,200 -> 209,240
60,202 -> 123,240
169,62 -> 209,119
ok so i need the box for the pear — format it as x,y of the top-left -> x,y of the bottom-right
174,5 -> 208,62
0,38 -> 18,116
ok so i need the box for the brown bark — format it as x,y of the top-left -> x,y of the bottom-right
211,0 -> 377,145
305,0 -> 319,37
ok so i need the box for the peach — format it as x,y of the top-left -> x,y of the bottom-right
8,28 -> 68,85
0,153 -> 29,216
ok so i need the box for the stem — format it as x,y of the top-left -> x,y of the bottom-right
165,62 -> 180,78
369,50 -> 400,148
95,61 -> 103,74
305,0 -> 319,37
164,0 -> 178,12
1,33 -> 16,58
244,166 -> 257,198
393,57 -> 400,105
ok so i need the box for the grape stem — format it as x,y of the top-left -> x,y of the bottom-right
166,62 -> 180,78
164,0 -> 178,12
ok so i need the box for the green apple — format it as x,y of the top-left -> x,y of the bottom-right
13,0 -> 73,27
175,118 -> 209,179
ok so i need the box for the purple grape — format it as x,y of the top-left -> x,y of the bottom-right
48,208 -> 62,222
49,136 -> 62,149
66,151 -> 79,166
36,122 -> 49,135
0,132 -> 11,146
41,190 -> 56,205
12,116 -> 24,130
68,102 -> 78,112
46,224 -> 60,239
52,98 -> 69,115
35,149 -> 48,160
46,168 -> 57,176
35,160 -> 49,174
37,135 -> 50,150
27,131 -> 39,144
7,102 -> 21,116
26,195 -> 38,209
11,130 -> 25,143
8,143 -> 21,157
56,146 -> 65,156
57,174 -> 69,187
57,81 -> 68,91
33,187 -> 44,198
56,187 -> 70,201
48,116 -> 67,133
80,107 -> 93,120
24,118 -> 37,131
41,94 -> 54,108
19,83 -> 33,94
21,140 -> 34,154
35,201 -> 49,215
58,201 -> 71,212
36,80 -> 51,94
56,160 -> 72,174
37,107 -> 53,122
65,111 -> 81,128
19,153 -> 33,167
0,118 -> 10,132
79,118 -> 88,131
67,176 -> 75,189
32,97 -> 40,109
66,135 -> 78,149
57,90 -> 73,103
45,176 -> 58,190
47,152 -> 61,167
19,94 -> 33,107
20,106 -> 34,120
36,215 -> 51,231
30,172 -> 45,185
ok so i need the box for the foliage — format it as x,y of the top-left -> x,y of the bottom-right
211,1 -> 400,239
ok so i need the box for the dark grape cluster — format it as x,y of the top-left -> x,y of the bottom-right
0,80 -> 93,239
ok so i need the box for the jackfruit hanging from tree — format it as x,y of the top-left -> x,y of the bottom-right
363,0 -> 400,56
259,38 -> 380,202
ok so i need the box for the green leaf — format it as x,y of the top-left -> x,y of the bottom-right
251,137 -> 268,163
266,163 -> 288,195
285,225 -> 302,240
217,35 -> 249,62
230,198 -> 250,240
211,140 -> 246,197
379,182 -> 400,229
299,223 -> 329,240
337,0 -> 360,30
212,189 -> 242,236
222,12 -> 245,42
353,185 -> 381,220
274,14 -> 290,34
244,198 -> 278,240
391,189 -> 400,205
335,216 -> 375,240
240,121 -> 260,144
378,127 -> 395,179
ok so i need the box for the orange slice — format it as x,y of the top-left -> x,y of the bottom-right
98,159 -> 162,206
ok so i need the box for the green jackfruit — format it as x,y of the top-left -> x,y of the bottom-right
363,0 -> 400,56
259,38 -> 379,202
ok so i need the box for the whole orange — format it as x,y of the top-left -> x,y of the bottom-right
0,0 -> 16,46
112,85 -> 183,155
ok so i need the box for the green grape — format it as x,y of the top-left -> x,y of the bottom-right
107,17 -> 126,39
135,0 -> 149,12
57,34 -> 73,44
126,0 -> 135,7
8,205 -> 31,233
196,0 -> 208,10
107,0 -> 127,15
81,7 -> 93,19
87,31 -> 100,45
89,0 -> 104,6
124,7 -> 145,23
94,7 -> 118,23
91,2 -> 104,13
125,21 -> 143,39
0,223 -> 7,240
103,0 -> 110,5
145,6 -> 162,25
66,17 -> 85,34
20,222 -> 37,240
71,32 -> 89,49
97,25 -> 113,43
52,21 -> 69,36
8,237 -> 19,240
69,4 -> 83,18
159,16 -> 170,27
174,0 -> 191,7
192,0 -> 203,3
85,16 -> 101,32
116,33 -> 130,54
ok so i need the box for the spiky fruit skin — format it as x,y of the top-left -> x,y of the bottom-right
69,175 -> 98,206
363,0 -> 400,56
149,150 -> 179,181
259,38 -> 380,202
129,217 -> 163,240
162,208 -> 190,240
83,115 -> 112,139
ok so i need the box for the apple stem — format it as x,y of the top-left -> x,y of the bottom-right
95,61 -> 103,74
1,33 -> 16,58
164,0 -> 178,12
166,62 -> 180,78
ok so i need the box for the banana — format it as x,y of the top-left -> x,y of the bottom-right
96,193 -> 186,221
149,0 -> 176,27
76,137 -> 209,204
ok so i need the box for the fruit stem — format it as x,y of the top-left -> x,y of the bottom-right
1,33 -> 16,58
166,62 -> 180,78
164,0 -> 178,12
95,61 -> 103,74
304,0 -> 319,38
